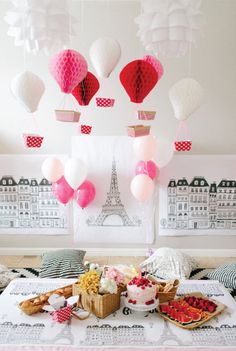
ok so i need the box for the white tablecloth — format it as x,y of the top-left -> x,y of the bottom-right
0,278 -> 235,350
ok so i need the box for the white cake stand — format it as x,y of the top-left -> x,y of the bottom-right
124,298 -> 158,312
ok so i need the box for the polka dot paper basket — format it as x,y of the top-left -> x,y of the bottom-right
96,97 -> 115,107
23,134 -> 44,148
81,125 -> 92,134
174,140 -> 192,152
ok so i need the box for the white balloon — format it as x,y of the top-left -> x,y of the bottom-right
130,174 -> 154,202
89,37 -> 121,78
155,138 -> 174,168
41,157 -> 64,183
133,135 -> 157,161
11,71 -> 45,113
64,158 -> 87,190
169,78 -> 203,120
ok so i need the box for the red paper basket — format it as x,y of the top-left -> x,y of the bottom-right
23,134 -> 44,148
96,98 -> 115,107
174,140 -> 192,152
81,125 -> 92,134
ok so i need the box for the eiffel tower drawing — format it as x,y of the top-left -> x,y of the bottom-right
87,159 -> 141,227
156,320 -> 188,346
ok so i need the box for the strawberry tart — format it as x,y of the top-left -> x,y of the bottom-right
127,276 -> 157,307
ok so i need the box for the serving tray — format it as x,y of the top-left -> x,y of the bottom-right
157,292 -> 226,330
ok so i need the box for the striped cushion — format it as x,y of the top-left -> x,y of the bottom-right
39,249 -> 86,278
206,263 -> 236,289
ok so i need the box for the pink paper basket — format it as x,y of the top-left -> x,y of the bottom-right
96,98 -> 115,107
23,134 -> 44,148
55,110 -> 81,122
127,125 -> 150,137
51,305 -> 72,323
81,125 -> 92,134
136,110 -> 156,120
174,140 -> 192,152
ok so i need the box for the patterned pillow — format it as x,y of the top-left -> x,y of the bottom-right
206,263 -> 236,289
140,247 -> 197,280
39,249 -> 86,278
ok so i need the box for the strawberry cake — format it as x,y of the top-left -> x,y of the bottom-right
127,276 -> 157,306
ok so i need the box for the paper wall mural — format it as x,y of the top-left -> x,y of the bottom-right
72,136 -> 156,244
159,155 -> 236,236
0,155 -> 69,235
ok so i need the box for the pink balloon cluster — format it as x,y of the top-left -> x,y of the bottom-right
41,157 -> 96,208
130,135 -> 159,202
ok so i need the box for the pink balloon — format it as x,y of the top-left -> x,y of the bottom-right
130,174 -> 154,202
49,49 -> 88,93
52,176 -> 74,205
135,160 -> 159,180
75,180 -> 96,209
143,55 -> 164,80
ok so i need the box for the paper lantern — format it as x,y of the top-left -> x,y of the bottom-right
11,71 -> 45,113
169,78 -> 203,120
4,0 -> 77,55
135,0 -> 204,57
120,60 -> 158,103
89,37 -> 121,78
143,55 -> 164,80
72,71 -> 99,106
49,50 -> 88,94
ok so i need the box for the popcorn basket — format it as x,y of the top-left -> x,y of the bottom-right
23,134 -> 44,148
136,110 -> 156,120
81,125 -> 92,134
72,283 -> 123,319
173,121 -> 192,152
51,305 -> 72,323
127,125 -> 150,137
55,110 -> 81,122
96,98 -> 115,107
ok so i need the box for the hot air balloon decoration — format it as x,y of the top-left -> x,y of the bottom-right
169,78 -> 203,152
72,71 -> 99,106
49,49 -> 88,122
11,70 -> 45,148
120,60 -> 158,104
89,37 -> 121,107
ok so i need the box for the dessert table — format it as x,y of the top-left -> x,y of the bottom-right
0,278 -> 235,350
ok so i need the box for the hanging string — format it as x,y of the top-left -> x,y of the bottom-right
106,0 -> 110,30
68,0 -> 72,48
80,0 -> 84,46
188,28 -> 193,77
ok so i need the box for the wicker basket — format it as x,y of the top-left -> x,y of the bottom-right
73,283 -> 123,319
157,281 -> 179,303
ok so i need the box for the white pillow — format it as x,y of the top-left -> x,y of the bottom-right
140,247 -> 197,280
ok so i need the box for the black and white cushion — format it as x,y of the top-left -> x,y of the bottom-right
206,263 -> 236,290
39,249 -> 86,279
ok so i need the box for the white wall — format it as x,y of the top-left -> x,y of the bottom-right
0,0 -> 236,251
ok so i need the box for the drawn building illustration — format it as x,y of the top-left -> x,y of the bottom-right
165,177 -> 236,230
87,159 -> 141,227
0,176 -> 66,229
84,324 -> 145,345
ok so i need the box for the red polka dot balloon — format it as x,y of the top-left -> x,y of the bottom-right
49,49 -> 88,94
72,71 -> 100,106
120,60 -> 158,103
